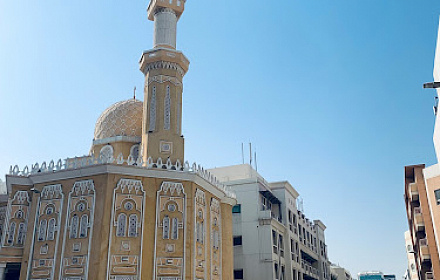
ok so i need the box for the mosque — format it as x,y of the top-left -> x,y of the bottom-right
0,0 -> 237,279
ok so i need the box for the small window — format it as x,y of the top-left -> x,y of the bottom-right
232,204 -> 241,213
435,189 -> 440,205
234,269 -> 244,280
233,236 -> 242,246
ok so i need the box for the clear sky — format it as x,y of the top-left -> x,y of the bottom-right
1,0 -> 440,277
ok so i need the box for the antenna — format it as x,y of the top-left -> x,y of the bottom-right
249,142 -> 252,166
254,147 -> 258,171
297,197 -> 304,212
241,143 -> 244,164
133,86 -> 137,100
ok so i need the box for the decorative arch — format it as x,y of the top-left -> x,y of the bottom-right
99,145 -> 114,163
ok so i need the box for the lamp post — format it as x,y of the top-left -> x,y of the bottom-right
423,82 -> 440,89
423,82 -> 440,115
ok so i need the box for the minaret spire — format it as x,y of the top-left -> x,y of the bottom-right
140,0 -> 189,165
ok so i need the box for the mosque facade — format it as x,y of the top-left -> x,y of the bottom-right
0,0 -> 237,279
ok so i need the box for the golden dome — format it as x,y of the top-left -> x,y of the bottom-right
94,99 -> 143,140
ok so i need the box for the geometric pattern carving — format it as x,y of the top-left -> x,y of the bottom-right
194,189 -> 207,280
107,179 -> 145,280
2,190 -> 30,248
94,99 -> 143,140
148,75 -> 182,87
60,180 -> 96,280
164,86 -> 171,130
149,86 -> 157,132
28,184 -> 64,280
154,181 -> 186,280
210,198 -> 222,280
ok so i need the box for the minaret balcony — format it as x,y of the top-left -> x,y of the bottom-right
140,48 -> 189,76
148,0 -> 185,20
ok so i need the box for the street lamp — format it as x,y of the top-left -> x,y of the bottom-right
423,81 -> 440,115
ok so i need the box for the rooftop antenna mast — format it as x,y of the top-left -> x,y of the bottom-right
249,142 -> 252,166
298,197 -> 304,212
133,86 -> 136,100
241,143 -> 244,164
254,147 -> 258,171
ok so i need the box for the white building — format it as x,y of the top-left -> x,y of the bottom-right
331,264 -> 353,280
209,164 -> 330,280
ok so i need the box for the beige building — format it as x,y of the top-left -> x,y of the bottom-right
403,18 -> 440,280
0,0 -> 237,279
330,265 -> 352,280
209,164 -> 330,280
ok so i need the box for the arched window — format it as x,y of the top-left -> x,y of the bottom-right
116,213 -> 127,237
197,222 -> 203,243
128,214 -> 138,237
38,219 -> 47,241
70,215 -> 79,239
47,218 -> 56,241
129,145 -> 140,164
164,85 -> 171,130
213,230 -> 220,249
172,218 -> 178,240
80,214 -> 88,238
149,86 -> 157,131
201,221 -> 204,244
15,210 -> 23,219
163,216 -> 170,239
99,145 -> 114,163
7,222 -> 16,244
46,206 -> 54,215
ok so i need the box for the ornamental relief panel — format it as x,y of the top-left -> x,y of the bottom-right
60,180 -> 95,280
210,198 -> 222,280
2,190 -> 30,248
28,184 -> 64,280
194,189 -> 207,280
154,182 -> 186,280
107,179 -> 145,280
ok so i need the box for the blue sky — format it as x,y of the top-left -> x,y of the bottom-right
1,0 -> 440,277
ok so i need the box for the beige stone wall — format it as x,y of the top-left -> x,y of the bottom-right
1,171 -> 234,280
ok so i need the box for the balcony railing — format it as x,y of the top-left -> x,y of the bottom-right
414,207 -> 425,231
301,260 -> 319,278
419,238 -> 431,262
410,183 -> 419,201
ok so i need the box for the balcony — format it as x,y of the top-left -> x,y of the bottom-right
426,272 -> 434,280
409,183 -> 419,201
258,210 -> 282,225
414,207 -> 425,231
301,260 -> 319,279
419,239 -> 431,262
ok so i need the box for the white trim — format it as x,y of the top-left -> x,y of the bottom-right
106,179 -> 145,280
153,182 -> 186,280
59,179 -> 95,280
93,136 -> 142,146
193,189 -> 207,280
210,198 -> 222,280
27,184 -> 64,280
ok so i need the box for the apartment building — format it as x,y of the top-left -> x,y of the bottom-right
404,165 -> 440,280
209,164 -> 330,280
403,18 -> 440,280
331,264 -> 353,280
404,230 -> 420,280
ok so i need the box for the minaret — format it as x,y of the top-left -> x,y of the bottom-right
140,0 -> 189,164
